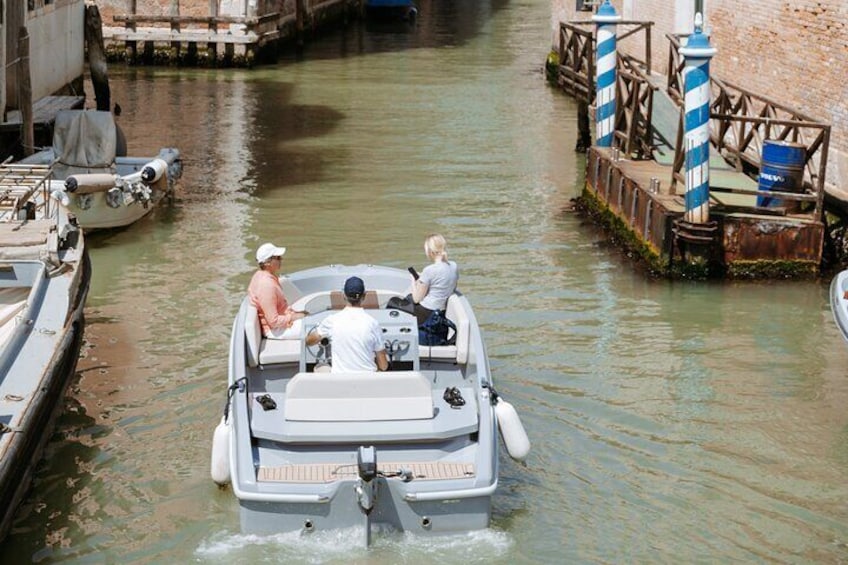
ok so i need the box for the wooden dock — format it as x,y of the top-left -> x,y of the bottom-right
101,0 -> 356,66
0,96 -> 84,130
584,147 -> 824,278
554,21 -> 838,277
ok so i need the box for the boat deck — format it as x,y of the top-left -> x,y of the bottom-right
258,461 -> 476,484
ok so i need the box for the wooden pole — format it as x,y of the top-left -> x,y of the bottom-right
85,4 -> 111,112
18,27 -> 33,157
296,0 -> 305,50
126,0 -> 138,63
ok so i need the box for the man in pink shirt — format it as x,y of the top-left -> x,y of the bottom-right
247,242 -> 305,339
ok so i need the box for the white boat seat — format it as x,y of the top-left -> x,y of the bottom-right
244,303 -> 301,367
419,294 -> 470,364
285,371 -> 434,421
250,373 -> 479,443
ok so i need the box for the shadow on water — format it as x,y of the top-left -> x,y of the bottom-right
6,394 -> 109,562
293,0 -> 513,60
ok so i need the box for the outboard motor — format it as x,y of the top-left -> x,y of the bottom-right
355,445 -> 378,546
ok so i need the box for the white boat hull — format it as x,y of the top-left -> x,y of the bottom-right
830,269 -> 848,343
218,264 -> 518,545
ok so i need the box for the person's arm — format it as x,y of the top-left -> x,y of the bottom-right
305,327 -> 321,346
375,350 -> 389,371
255,288 -> 293,331
306,317 -> 331,346
412,279 -> 429,304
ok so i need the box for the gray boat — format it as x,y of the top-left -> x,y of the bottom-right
0,162 -> 89,542
22,109 -> 182,231
831,269 -> 848,343
211,264 -> 529,545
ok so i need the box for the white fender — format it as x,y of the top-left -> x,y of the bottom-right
65,173 -> 120,194
211,416 -> 231,485
140,158 -> 168,184
495,399 -> 530,461
50,189 -> 70,206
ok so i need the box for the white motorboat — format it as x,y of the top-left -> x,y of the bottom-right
830,269 -> 848,343
211,264 -> 529,545
0,162 -> 89,542
23,109 -> 181,230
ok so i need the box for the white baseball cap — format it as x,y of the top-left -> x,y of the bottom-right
256,242 -> 286,264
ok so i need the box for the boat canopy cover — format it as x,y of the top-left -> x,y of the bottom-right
52,110 -> 116,168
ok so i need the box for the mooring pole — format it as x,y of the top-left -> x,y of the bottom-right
679,13 -> 716,224
592,0 -> 620,148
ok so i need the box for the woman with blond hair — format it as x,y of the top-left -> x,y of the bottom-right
411,234 -> 459,342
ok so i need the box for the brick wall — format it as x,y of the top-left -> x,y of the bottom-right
550,0 -> 848,191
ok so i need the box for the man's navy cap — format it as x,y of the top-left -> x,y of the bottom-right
344,276 -> 365,297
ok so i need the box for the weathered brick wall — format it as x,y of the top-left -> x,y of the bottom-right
550,0 -> 848,189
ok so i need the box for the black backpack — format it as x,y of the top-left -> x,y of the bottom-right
419,310 -> 457,346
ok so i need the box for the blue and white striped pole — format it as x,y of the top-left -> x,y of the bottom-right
679,13 -> 716,224
593,1 -> 621,148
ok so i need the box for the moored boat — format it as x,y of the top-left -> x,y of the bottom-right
0,162 -> 90,543
211,264 -> 529,545
365,0 -> 418,21
23,109 -> 181,231
830,269 -> 848,343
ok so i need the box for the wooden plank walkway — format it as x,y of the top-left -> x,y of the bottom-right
1,96 -> 85,130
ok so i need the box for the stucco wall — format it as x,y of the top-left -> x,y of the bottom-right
20,1 -> 85,104
550,0 -> 848,191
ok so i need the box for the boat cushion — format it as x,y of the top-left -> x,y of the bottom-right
245,303 -> 301,367
419,294 -> 470,364
285,371 -> 433,421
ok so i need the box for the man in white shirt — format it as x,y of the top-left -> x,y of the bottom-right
306,276 -> 389,373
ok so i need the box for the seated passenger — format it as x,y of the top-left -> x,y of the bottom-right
248,242 -> 306,339
306,276 -> 389,373
412,233 -> 458,344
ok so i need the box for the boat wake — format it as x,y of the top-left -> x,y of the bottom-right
195,527 -> 512,562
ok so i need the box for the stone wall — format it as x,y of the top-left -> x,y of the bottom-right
93,1 -> 290,28
549,0 -> 848,192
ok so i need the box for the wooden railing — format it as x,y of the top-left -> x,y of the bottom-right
665,33 -> 686,106
709,78 -> 830,217
557,20 -> 653,104
557,22 -> 594,103
666,35 -> 831,218
614,54 -> 657,159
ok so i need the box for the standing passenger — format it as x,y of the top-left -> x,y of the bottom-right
248,242 -> 305,339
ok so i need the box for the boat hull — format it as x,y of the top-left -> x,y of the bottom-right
64,188 -> 166,230
0,247 -> 90,543
830,269 -> 848,343
239,490 -> 491,536
223,264 -> 505,544
365,1 -> 417,21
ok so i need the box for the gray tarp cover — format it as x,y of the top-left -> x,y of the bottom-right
52,110 -> 116,167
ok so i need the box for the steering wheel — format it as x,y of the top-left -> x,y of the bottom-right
305,330 -> 331,366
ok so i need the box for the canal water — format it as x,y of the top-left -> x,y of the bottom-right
5,0 -> 848,562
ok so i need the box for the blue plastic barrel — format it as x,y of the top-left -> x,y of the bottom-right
756,140 -> 806,209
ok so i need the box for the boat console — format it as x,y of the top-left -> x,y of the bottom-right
301,307 -> 419,372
